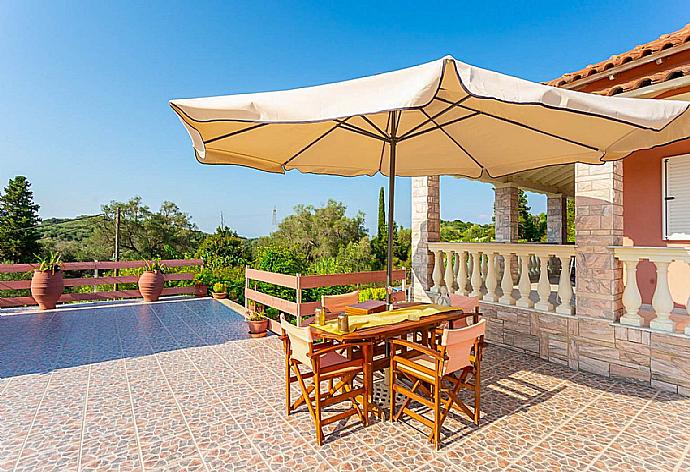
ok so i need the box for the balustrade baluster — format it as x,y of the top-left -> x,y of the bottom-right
448,251 -> 460,293
431,249 -> 443,293
470,251 -> 483,299
499,253 -> 516,305
619,258 -> 642,326
516,254 -> 534,308
484,252 -> 498,302
650,260 -> 675,332
555,255 -> 574,315
455,251 -> 466,295
535,255 -> 554,311
443,250 -> 454,296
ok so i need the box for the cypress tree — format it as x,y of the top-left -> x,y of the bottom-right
377,186 -> 386,238
0,176 -> 41,263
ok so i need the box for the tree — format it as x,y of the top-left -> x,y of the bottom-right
393,227 -> 411,268
0,176 -> 41,263
371,187 -> 388,269
196,226 -> 250,269
517,190 -> 547,242
86,196 -> 203,260
265,199 -> 367,266
377,187 -> 386,238
440,219 -> 494,242
566,198 -> 575,243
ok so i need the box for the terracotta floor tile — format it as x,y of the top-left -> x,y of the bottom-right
2,298 -> 689,471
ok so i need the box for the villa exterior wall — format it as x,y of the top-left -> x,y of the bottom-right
623,140 -> 690,307
480,301 -> 690,396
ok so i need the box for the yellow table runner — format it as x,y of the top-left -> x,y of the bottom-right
311,304 -> 458,335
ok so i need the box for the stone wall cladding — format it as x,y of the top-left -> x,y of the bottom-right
494,184 -> 519,242
575,162 -> 624,321
411,176 -> 440,301
547,194 -> 568,243
481,300 -> 690,396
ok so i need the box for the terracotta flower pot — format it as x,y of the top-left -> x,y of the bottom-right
31,269 -> 64,310
138,271 -> 165,302
211,291 -> 227,300
247,318 -> 269,338
194,284 -> 208,298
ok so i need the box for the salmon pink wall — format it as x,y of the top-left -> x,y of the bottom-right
623,139 -> 690,305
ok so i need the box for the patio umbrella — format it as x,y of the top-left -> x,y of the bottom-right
170,56 -> 690,303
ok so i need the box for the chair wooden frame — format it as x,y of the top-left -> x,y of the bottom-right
281,321 -> 371,446
389,318 -> 485,450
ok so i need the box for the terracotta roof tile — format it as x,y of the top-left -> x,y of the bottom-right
591,65 -> 690,96
547,24 -> 690,90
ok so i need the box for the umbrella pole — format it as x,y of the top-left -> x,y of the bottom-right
386,111 -> 398,308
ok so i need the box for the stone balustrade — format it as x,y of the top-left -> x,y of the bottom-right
427,242 -> 576,315
612,246 -> 690,334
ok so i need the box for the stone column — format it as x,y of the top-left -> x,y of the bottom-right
494,183 -> 519,284
547,193 -> 568,244
411,176 -> 440,301
494,183 -> 519,242
574,162 -> 624,321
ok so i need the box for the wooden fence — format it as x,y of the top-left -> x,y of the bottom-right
0,259 -> 203,308
245,267 -> 406,326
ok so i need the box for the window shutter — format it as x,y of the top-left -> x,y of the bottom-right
664,154 -> 690,240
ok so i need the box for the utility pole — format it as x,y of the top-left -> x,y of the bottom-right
114,207 -> 121,292
220,211 -> 225,230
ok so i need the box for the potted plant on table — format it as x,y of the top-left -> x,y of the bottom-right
193,269 -> 213,298
246,303 -> 269,338
31,252 -> 64,310
138,259 -> 166,302
211,282 -> 228,299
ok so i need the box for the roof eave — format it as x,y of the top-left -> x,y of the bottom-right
552,42 -> 690,91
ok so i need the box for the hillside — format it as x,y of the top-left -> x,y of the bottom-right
38,215 -> 102,243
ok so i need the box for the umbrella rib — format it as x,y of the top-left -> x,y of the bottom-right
203,123 -> 269,145
435,97 -> 599,152
419,109 -> 484,170
336,120 -> 389,141
361,115 -> 390,140
399,112 -> 479,141
378,113 -> 392,173
398,97 -> 470,140
282,121 -> 344,167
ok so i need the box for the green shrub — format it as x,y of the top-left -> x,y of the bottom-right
212,282 -> 227,293
359,287 -> 386,302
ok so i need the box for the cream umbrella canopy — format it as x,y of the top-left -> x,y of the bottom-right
170,56 -> 690,303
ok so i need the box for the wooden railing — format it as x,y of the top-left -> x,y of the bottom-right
245,267 -> 407,326
0,259 -> 203,308
428,242 -> 576,315
613,246 -> 690,334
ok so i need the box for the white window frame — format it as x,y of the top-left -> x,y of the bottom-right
662,153 -> 690,241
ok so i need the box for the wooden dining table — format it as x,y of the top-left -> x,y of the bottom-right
310,303 -> 471,418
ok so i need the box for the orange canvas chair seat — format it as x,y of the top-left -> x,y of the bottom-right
321,290 -> 360,315
280,315 -> 370,445
390,319 -> 486,450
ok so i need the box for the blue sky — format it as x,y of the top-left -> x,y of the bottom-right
1,1 -> 688,237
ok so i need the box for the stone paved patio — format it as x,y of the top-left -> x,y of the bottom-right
1,298 -> 689,471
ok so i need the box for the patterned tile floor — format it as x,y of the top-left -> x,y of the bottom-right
1,298 -> 689,472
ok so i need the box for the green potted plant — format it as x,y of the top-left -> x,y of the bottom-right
211,282 -> 227,299
193,269 -> 213,298
31,252 -> 64,310
246,304 -> 269,338
138,259 -> 166,302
